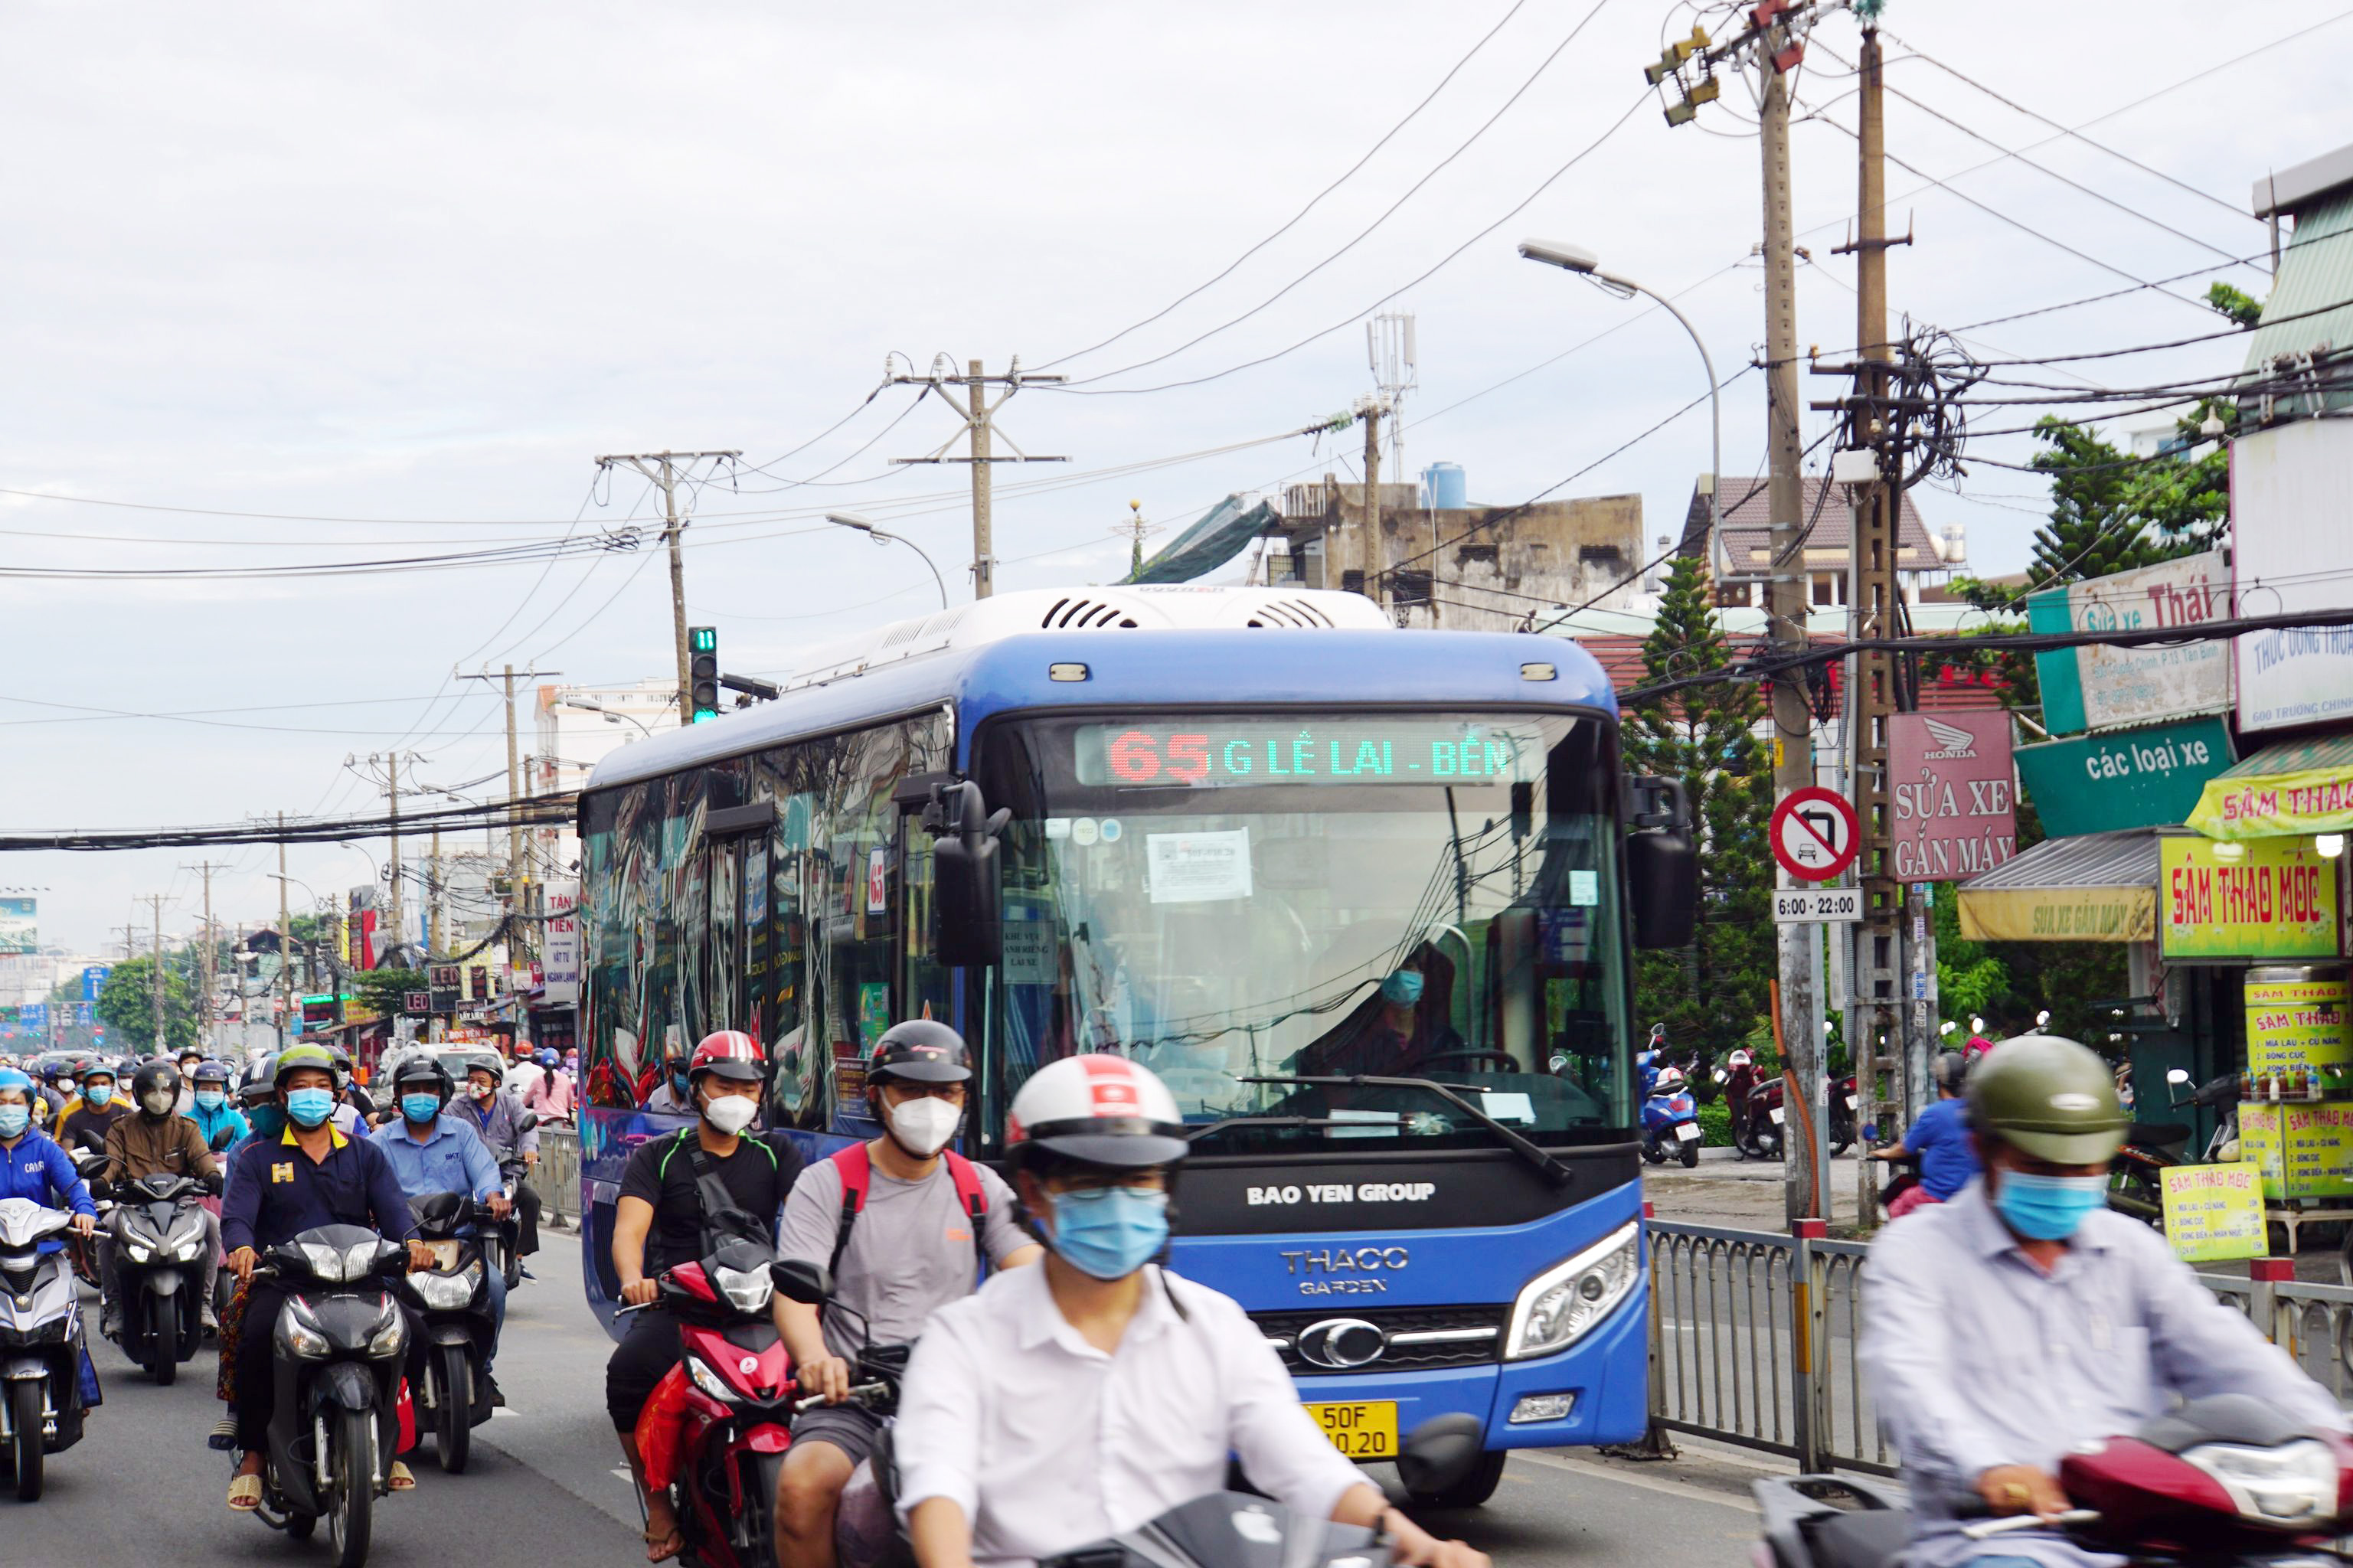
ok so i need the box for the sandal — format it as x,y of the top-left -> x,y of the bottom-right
387,1460 -> 417,1492
645,1524 -> 685,1563
227,1473 -> 263,1511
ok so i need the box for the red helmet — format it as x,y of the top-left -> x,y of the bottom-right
688,1030 -> 763,1087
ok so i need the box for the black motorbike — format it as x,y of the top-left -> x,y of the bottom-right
103,1168 -> 218,1385
2108,1070 -> 2242,1227
394,1191 -> 498,1474
243,1224 -> 414,1568
0,1198 -> 92,1501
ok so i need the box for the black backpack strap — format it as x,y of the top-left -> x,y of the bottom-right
682,1135 -> 777,1253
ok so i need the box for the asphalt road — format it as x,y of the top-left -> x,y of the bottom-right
2,1230 -> 1762,1568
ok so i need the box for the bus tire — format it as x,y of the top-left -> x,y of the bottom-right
1407,1448 -> 1508,1511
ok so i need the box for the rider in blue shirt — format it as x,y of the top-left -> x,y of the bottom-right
1873,1051 -> 1981,1211
371,1055 -> 513,1400
186,1060 -> 251,1153
0,1068 -> 100,1248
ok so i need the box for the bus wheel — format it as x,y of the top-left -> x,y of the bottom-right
1407,1449 -> 1508,1511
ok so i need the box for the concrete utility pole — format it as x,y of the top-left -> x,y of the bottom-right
457,665 -> 560,966
387,755 -> 403,962
428,825 -> 443,959
887,359 -> 1068,599
1363,399 -> 1384,605
183,860 -> 229,1048
144,894 -> 167,1054
595,452 -> 740,715
278,818 -> 292,1049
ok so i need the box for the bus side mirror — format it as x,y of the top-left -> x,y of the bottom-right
1626,776 -> 1698,949
928,780 -> 1009,967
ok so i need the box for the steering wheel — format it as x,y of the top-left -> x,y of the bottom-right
1417,1049 -> 1519,1074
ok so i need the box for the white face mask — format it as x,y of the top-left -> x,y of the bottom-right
887,1096 -> 962,1158
701,1092 -> 758,1135
140,1089 -> 175,1116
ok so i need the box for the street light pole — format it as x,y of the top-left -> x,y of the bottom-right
557,696 -> 657,740
824,514 -> 950,609
1518,240 -> 1720,558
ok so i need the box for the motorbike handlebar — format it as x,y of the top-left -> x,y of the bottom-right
1959,1511 -> 2099,1541
794,1380 -> 889,1415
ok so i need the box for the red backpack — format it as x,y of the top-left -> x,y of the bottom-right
828,1142 -> 991,1281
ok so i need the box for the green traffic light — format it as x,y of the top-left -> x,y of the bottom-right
689,626 -> 717,653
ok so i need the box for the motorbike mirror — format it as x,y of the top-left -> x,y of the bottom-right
2165,1069 -> 2191,1086
1393,1414 -> 1485,1501
770,1258 -> 833,1305
517,1111 -> 540,1134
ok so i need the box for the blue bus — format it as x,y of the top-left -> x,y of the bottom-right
573,584 -> 1694,1504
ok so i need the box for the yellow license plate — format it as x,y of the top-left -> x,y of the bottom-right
1305,1400 -> 1398,1460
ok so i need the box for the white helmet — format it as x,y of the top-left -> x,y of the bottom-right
1007,1054 -> 1189,1171
1727,1049 -> 1753,1069
1652,1066 -> 1687,1093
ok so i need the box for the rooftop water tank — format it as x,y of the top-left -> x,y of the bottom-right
1422,462 -> 1466,510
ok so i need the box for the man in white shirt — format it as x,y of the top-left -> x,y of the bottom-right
893,1054 -> 1487,1568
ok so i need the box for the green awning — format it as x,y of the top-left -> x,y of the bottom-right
1122,495 -> 1279,584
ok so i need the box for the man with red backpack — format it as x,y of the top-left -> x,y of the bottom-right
770,1021 -> 1039,1568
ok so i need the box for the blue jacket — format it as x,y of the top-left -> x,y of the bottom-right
188,1098 -> 251,1154
371,1113 -> 502,1204
0,1129 -> 98,1253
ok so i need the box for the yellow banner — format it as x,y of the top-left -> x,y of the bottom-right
2159,836 -> 2342,961
2245,976 -> 2353,1079
1955,884 -> 2153,942
2238,1102 -> 2353,1200
2159,1163 -> 2268,1263
2191,763 -> 2353,840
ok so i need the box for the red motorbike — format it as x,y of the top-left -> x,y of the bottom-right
628,1246 -> 832,1568
1740,1073 -> 1856,1161
1755,1393 -> 2353,1568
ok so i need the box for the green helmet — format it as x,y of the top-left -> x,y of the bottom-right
1966,1034 -> 2128,1165
273,1043 -> 338,1092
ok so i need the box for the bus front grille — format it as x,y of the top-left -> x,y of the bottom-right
1252,1304 -> 1508,1375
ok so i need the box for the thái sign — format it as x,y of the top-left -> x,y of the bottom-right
2027,550 -> 2230,734
1888,713 -> 2017,880
2160,835 -> 2342,961
2013,716 -> 2234,839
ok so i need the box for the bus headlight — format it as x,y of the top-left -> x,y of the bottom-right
1503,1220 -> 1640,1361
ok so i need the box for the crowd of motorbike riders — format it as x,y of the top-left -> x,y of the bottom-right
11,1014 -> 2353,1568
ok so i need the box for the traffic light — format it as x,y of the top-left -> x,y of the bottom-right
689,626 -> 721,723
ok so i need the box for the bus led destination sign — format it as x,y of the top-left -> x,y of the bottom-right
1076,720 -> 1546,788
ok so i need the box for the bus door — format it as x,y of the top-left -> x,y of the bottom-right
701,802 -> 777,1042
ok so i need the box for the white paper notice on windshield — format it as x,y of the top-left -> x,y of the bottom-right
1146,828 -> 1254,904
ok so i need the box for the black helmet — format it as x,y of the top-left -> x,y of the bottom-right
130,1060 -> 181,1116
391,1054 -> 454,1108
240,1054 -> 279,1108
1931,1050 -> 1969,1093
191,1059 -> 234,1089
868,1021 -> 972,1087
325,1045 -> 355,1089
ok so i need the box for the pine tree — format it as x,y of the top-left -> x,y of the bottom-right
1624,554 -> 1772,1065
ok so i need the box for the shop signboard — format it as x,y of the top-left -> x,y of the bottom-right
428,963 -> 462,1014
2159,1163 -> 2268,1263
2234,419 -> 2353,734
1887,713 -> 2017,880
2013,716 -> 2234,839
2160,835 -> 2341,961
2237,1102 -> 2353,1200
2244,970 -> 2353,1084
2188,733 -> 2353,841
542,882 -> 580,1006
2028,550 -> 2230,734
0,898 -> 34,956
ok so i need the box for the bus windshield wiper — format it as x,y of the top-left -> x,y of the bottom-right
1183,1115 -> 1365,1143
1239,1075 -> 1573,1188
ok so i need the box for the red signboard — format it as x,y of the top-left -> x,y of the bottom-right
1889,713 -> 2018,881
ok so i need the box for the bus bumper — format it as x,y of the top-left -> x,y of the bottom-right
1291,1276 -> 1649,1451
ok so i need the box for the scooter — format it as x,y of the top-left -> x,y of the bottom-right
394,1191 -> 498,1475
1640,1067 -> 1702,1168
1744,1074 -> 1858,1161
0,1198 -> 93,1501
1753,1393 -> 2353,1568
2107,1070 -> 2243,1228
103,1168 -> 219,1385
624,1240 -> 806,1568
243,1223 -> 414,1568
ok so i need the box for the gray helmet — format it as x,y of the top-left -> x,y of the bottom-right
1966,1034 -> 2128,1165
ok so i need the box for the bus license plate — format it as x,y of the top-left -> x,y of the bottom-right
1306,1401 -> 1398,1459
1675,1122 -> 1701,1141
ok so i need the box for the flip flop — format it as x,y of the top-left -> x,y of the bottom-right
227,1473 -> 263,1511
645,1524 -> 685,1563
387,1460 -> 417,1492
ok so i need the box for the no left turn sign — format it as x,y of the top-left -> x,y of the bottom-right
1770,787 -> 1860,883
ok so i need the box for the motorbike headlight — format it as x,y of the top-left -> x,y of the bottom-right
366,1300 -> 407,1358
276,1301 -> 332,1360
169,1236 -> 208,1263
299,1241 -> 355,1284
685,1356 -> 739,1405
1504,1220 -> 1641,1361
2182,1439 -> 2340,1528
411,1269 -> 478,1310
711,1263 -> 773,1315
126,1241 -> 154,1264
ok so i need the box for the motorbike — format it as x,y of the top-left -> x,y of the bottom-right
1742,1074 -> 1858,1161
394,1191 -> 498,1475
0,1198 -> 93,1501
1754,1393 -> 2353,1568
243,1223 -> 415,1568
2107,1070 -> 2244,1228
623,1240 -> 807,1568
1640,1068 -> 1702,1168
66,1152 -> 108,1289
103,1168 -> 220,1385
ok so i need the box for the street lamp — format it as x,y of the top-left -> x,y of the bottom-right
1518,239 -> 1722,586
557,696 -> 656,740
825,513 -> 949,609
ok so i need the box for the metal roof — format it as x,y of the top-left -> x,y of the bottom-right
2253,142 -> 2353,220
2240,191 -> 2353,407
1685,477 -> 1948,570
2211,731 -> 2353,781
1961,828 -> 2160,894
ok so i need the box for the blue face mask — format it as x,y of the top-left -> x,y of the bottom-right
0,1105 -> 27,1138
247,1103 -> 286,1141
1993,1169 -> 2110,1240
671,1070 -> 691,1096
1044,1185 -> 1170,1281
83,1084 -> 113,1108
1381,970 -> 1426,1006
400,1093 -> 442,1125
194,1089 -> 225,1112
284,1088 -> 335,1129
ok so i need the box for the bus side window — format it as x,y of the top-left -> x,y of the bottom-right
900,819 -> 951,1030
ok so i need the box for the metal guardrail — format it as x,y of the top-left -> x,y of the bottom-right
1641,1219 -> 2353,1475
539,1125 -> 581,1229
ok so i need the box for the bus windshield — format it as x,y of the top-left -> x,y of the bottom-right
976,710 -> 1636,1153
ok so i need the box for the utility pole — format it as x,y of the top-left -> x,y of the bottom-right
183,861 -> 229,1048
278,818 -> 292,1050
887,358 -> 1068,599
457,666 -> 560,967
428,825 -> 443,959
144,894 -> 167,1054
387,754 -> 403,962
1363,398 -> 1384,605
594,452 -> 740,715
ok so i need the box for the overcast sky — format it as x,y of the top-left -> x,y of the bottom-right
4,0 -> 2345,953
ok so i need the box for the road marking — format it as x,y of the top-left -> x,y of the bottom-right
1510,1449 -> 1760,1514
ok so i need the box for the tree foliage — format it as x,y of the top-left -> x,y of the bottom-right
1624,554 -> 1772,1065
94,955 -> 200,1055
352,967 -> 427,1023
